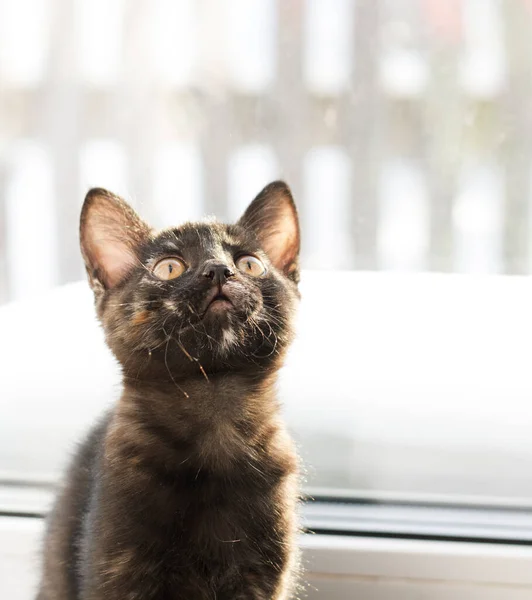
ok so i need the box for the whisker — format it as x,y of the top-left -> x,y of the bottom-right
163,322 -> 189,399
174,338 -> 210,383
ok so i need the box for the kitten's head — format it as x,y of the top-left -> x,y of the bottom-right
80,182 -> 300,382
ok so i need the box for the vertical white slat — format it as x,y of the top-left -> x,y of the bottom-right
378,160 -> 429,271
379,9 -> 428,98
5,141 -> 57,300
225,0 -> 277,93
453,164 -> 503,273
227,145 -> 278,221
79,140 -> 129,203
303,147 -> 352,269
197,0 -> 226,84
76,0 -> 125,86
529,166 -> 532,273
151,142 -> 204,228
379,49 -> 428,98
303,0 -> 353,95
151,0 -> 197,87
460,0 -> 505,98
0,0 -> 50,86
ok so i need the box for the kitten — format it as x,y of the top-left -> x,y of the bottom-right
37,182 -> 301,600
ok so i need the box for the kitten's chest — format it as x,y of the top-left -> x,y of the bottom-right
163,465 -> 282,569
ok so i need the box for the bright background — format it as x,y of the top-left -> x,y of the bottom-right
2,0 -> 532,305
1,0 -> 532,508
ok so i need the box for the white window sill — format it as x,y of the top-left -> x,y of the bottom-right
302,534 -> 532,599
2,514 -> 532,600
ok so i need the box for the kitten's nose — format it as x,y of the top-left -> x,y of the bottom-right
202,263 -> 235,286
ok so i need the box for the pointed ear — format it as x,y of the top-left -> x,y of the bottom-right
238,181 -> 300,282
80,189 -> 151,291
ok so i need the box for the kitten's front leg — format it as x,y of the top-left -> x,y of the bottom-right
80,547 -> 166,600
82,574 -> 162,600
222,573 -> 294,600
229,588 -> 290,600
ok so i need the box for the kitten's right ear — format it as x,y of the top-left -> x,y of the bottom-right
80,189 -> 151,292
238,181 -> 300,282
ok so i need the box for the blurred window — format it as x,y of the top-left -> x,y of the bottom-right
1,0 -> 532,517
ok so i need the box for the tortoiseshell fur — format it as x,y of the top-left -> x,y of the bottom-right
37,183 -> 302,600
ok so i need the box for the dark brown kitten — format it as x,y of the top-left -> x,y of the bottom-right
37,182 -> 301,600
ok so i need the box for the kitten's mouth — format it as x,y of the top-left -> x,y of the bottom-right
202,288 -> 235,317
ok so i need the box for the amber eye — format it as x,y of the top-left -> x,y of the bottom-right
153,258 -> 186,281
236,255 -> 266,277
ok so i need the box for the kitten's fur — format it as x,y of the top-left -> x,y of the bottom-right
37,182 -> 301,600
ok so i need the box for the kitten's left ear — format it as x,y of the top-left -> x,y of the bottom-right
80,188 -> 151,292
238,181 -> 300,282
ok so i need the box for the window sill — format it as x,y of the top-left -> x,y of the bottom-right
2,514 -> 532,600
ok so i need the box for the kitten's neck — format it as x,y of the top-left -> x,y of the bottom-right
122,370 -> 278,414
117,374 -> 279,450
114,372 -> 282,467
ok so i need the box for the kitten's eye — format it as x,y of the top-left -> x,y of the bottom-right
236,255 -> 266,277
153,258 -> 186,280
